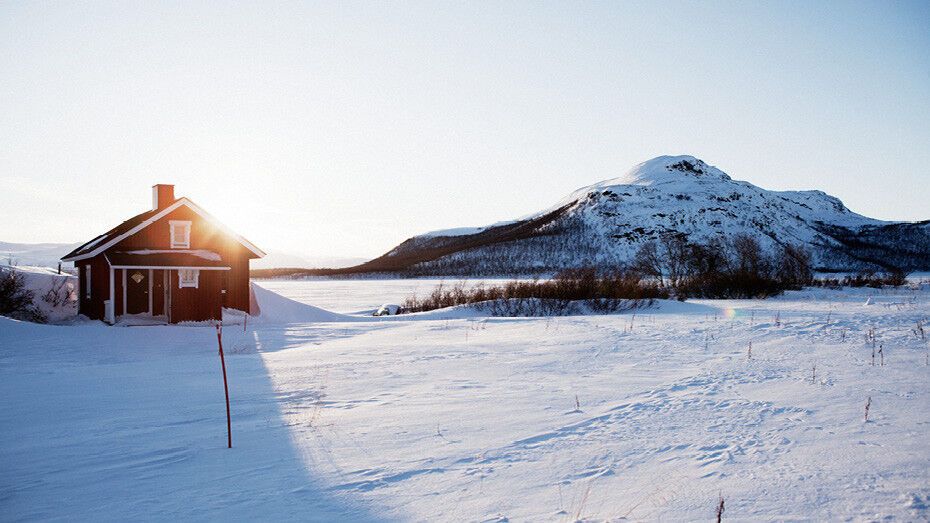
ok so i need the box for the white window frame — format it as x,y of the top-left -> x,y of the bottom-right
169,220 -> 192,249
85,265 -> 91,299
178,269 -> 199,289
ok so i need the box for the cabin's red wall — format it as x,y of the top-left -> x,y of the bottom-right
75,203 -> 257,323
78,254 -> 109,320
152,269 -> 165,316
114,269 -> 124,316
223,251 -> 251,312
168,270 -> 223,322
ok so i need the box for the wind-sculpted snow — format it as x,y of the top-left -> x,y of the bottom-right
3,280 -> 927,520
359,155 -> 929,275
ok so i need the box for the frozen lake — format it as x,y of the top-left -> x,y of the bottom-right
257,274 -> 930,314
255,278 -> 523,313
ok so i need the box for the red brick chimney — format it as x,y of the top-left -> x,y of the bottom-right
152,184 -> 175,210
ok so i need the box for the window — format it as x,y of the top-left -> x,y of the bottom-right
169,220 -> 191,249
178,269 -> 199,288
85,265 -> 91,299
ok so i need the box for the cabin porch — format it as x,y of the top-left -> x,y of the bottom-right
103,253 -> 231,324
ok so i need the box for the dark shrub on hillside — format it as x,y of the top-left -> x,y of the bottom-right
813,269 -> 910,289
0,267 -> 46,323
633,234 -> 813,299
777,243 -> 814,288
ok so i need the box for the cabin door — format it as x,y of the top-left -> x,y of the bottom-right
126,269 -> 150,315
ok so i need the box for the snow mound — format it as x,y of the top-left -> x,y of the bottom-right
250,283 -> 358,324
648,299 -> 723,315
1,265 -> 77,323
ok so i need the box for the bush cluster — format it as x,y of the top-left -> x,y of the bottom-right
402,269 -> 667,315
812,269 -> 910,289
631,233 -> 813,299
0,267 -> 46,323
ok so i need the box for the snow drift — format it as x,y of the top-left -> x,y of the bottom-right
1,265 -> 77,322
247,283 -> 360,324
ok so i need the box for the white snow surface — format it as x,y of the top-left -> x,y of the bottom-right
2,279 -> 930,521
248,283 -> 359,324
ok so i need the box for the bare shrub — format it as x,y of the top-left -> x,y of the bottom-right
813,269 -> 910,289
402,269 -> 667,316
633,234 -> 811,299
42,277 -> 75,308
777,243 -> 813,288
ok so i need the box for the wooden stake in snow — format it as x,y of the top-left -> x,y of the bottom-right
747,341 -> 752,361
716,493 -> 725,522
864,396 -> 872,422
215,323 -> 232,448
878,344 -> 884,366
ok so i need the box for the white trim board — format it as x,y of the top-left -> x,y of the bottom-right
61,197 -> 266,261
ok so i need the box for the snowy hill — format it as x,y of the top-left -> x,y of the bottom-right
353,156 -> 930,275
0,241 -> 81,268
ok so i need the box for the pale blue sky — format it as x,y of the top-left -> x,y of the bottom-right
2,1 -> 928,258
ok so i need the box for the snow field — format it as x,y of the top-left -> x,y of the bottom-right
1,280 -> 928,521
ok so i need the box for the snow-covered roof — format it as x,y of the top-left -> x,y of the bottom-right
106,250 -> 230,269
62,197 -> 265,262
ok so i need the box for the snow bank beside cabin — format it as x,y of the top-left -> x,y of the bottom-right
245,283 -> 359,324
1,265 -> 77,322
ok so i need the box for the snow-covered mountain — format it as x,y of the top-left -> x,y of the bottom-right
353,155 -> 930,275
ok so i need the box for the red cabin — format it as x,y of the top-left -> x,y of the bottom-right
62,184 -> 264,324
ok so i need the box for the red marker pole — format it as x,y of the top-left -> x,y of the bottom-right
216,323 -> 232,448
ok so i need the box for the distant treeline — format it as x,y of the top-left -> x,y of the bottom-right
629,232 -> 813,299
253,234 -> 913,312
402,269 -> 666,316
251,267 -> 343,279
401,233 -> 819,314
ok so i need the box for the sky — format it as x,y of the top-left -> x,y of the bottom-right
1,1 -> 929,259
